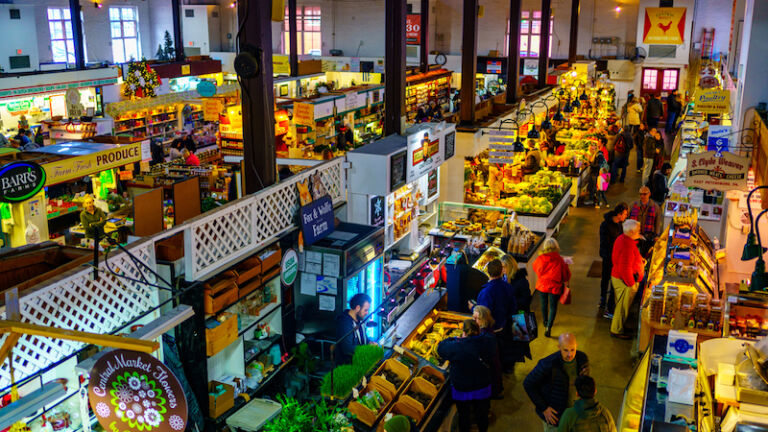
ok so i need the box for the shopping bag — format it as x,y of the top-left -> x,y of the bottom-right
559,285 -> 572,305
509,312 -> 538,342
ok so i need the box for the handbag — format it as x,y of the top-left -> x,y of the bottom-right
559,285 -> 572,305
509,312 -> 538,342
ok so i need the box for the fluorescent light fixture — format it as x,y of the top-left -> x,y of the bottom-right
0,381 -> 67,430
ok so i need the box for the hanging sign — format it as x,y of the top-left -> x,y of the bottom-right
642,8 -> 686,45
684,150 -> 749,192
370,195 -> 385,227
523,59 -> 538,76
406,125 -> 445,182
300,195 -> 335,246
273,55 -> 291,75
406,15 -> 421,45
707,125 -> 731,153
88,350 -> 188,432
293,102 -> 315,125
0,161 -> 46,203
196,80 -> 217,98
281,248 -> 299,286
693,89 -> 730,114
42,143 -> 141,186
203,98 -> 224,121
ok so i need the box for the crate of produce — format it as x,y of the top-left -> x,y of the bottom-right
204,271 -> 238,314
400,377 -> 438,425
376,401 -> 424,431
372,358 -> 412,396
205,313 -> 238,357
415,365 -> 446,393
392,350 -> 420,374
347,380 -> 395,427
403,311 -> 466,365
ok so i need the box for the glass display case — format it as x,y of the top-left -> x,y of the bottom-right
346,255 -> 384,339
724,291 -> 768,341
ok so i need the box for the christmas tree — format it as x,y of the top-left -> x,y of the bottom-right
123,61 -> 161,99
156,44 -> 166,61
163,30 -> 175,60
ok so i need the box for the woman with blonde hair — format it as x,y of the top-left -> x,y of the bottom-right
501,254 -> 533,370
532,238 -> 571,337
473,305 -> 503,399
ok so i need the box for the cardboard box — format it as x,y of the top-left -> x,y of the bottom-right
208,380 -> 235,418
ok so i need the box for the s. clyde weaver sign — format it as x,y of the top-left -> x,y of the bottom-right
684,151 -> 749,192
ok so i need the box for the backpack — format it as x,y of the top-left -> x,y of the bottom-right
614,134 -> 628,155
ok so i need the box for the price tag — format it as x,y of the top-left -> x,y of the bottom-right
393,345 -> 405,355
728,296 -> 738,304
361,376 -> 368,388
352,388 -> 360,399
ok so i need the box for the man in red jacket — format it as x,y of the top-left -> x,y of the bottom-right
610,219 -> 645,339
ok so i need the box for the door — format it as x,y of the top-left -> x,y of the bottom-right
641,67 -> 679,119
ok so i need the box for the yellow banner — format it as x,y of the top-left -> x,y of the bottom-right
693,88 -> 730,114
643,7 -> 686,45
273,55 -> 291,75
43,143 -> 142,186
293,102 -> 315,125
203,98 -> 224,121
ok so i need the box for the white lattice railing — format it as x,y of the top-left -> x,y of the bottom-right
0,242 -> 158,389
183,157 -> 347,281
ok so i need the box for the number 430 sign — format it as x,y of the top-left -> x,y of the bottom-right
406,15 -> 421,45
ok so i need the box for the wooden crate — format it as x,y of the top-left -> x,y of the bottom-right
415,365 -> 446,393
208,380 -> 235,418
376,401 -> 424,431
237,277 -> 263,300
204,271 -> 238,314
371,358 -> 412,397
347,380 -> 395,427
400,377 -> 439,425
206,313 -> 238,357
155,233 -> 184,261
234,255 -> 262,285
260,247 -> 282,272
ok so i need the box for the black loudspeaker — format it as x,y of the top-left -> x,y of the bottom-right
234,47 -> 260,78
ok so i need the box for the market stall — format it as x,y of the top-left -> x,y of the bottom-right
405,69 -> 452,124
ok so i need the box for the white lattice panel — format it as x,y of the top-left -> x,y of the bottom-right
184,158 -> 346,281
0,243 -> 158,389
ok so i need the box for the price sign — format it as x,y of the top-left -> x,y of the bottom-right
406,14 -> 421,45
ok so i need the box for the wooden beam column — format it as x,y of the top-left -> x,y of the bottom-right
288,0 -> 299,76
460,0 -> 479,125
506,0 -> 522,103
237,0 -> 276,193
385,0 -> 407,135
69,0 -> 85,69
568,0 -> 580,64
420,0 -> 429,73
171,0 -> 184,61
537,0 -> 552,88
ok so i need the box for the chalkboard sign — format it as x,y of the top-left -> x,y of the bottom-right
370,195 -> 385,227
390,150 -> 407,192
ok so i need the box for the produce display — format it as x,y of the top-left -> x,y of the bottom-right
321,344 -> 384,398
403,311 -> 467,366
502,218 -> 542,256
357,390 -> 385,413
465,164 -> 571,215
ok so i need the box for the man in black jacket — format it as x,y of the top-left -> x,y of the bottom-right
665,91 -> 682,134
645,94 -> 663,129
650,162 -> 672,206
334,293 -> 372,365
599,203 -> 629,317
524,333 -> 590,431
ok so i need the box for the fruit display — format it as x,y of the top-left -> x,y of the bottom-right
403,311 -> 467,366
348,382 -> 396,427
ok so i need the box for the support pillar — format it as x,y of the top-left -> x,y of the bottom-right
460,0 -> 479,125
385,0 -> 407,135
237,0 -> 276,193
171,0 -> 184,61
506,0 -> 521,103
538,0 -> 552,89
288,0 -> 299,76
568,0 -> 579,64
69,0 -> 85,69
420,0 -> 429,73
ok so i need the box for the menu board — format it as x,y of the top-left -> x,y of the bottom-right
390,150 -> 407,192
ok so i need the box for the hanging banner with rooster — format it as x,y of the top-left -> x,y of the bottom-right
684,150 -> 749,192
643,8 -> 686,45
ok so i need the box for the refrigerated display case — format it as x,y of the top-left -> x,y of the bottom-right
345,255 -> 384,339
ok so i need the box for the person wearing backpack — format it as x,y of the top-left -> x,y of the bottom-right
610,126 -> 632,184
557,376 -> 616,432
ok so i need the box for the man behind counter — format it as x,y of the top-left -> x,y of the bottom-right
80,195 -> 107,239
335,293 -> 372,365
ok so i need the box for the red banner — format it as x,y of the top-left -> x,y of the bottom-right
406,14 -> 421,45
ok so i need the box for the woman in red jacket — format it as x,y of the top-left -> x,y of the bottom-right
610,219 -> 646,339
532,238 -> 571,337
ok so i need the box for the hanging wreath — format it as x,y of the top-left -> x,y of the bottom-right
123,61 -> 161,99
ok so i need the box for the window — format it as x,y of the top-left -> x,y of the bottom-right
506,11 -> 553,58
110,7 -> 140,64
662,69 -> 678,91
47,8 -> 75,63
642,69 -> 658,90
282,6 -> 322,56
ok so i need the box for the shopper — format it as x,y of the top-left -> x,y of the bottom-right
665,91 -> 682,135
471,259 -> 514,332
182,148 -> 200,166
182,134 -> 197,152
626,96 -> 643,133
629,186 -> 663,256
335,293 -> 372,365
169,138 -> 184,160
598,202 -> 629,317
557,376 -> 617,432
610,219 -> 645,339
650,162 -> 672,206
501,255 -> 533,370
645,94 -> 663,129
633,124 -> 647,173
523,333 -> 590,432
522,140 -> 543,175
642,128 -> 662,186
610,126 -> 632,184
595,167 -> 610,209
587,144 -> 606,206
437,319 -> 495,432
472,305 -> 504,399
532,238 -> 571,337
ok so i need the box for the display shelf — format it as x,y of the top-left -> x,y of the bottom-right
244,334 -> 282,365
237,301 -> 281,338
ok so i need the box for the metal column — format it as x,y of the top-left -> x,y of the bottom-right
506,0 -> 522,103
384,0 -> 407,135
288,0 -> 299,76
420,0 -> 430,73
537,0 -> 552,88
568,0 -> 580,64
460,0 -> 479,125
69,0 -> 85,69
171,0 -> 184,61
237,0 -> 277,193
